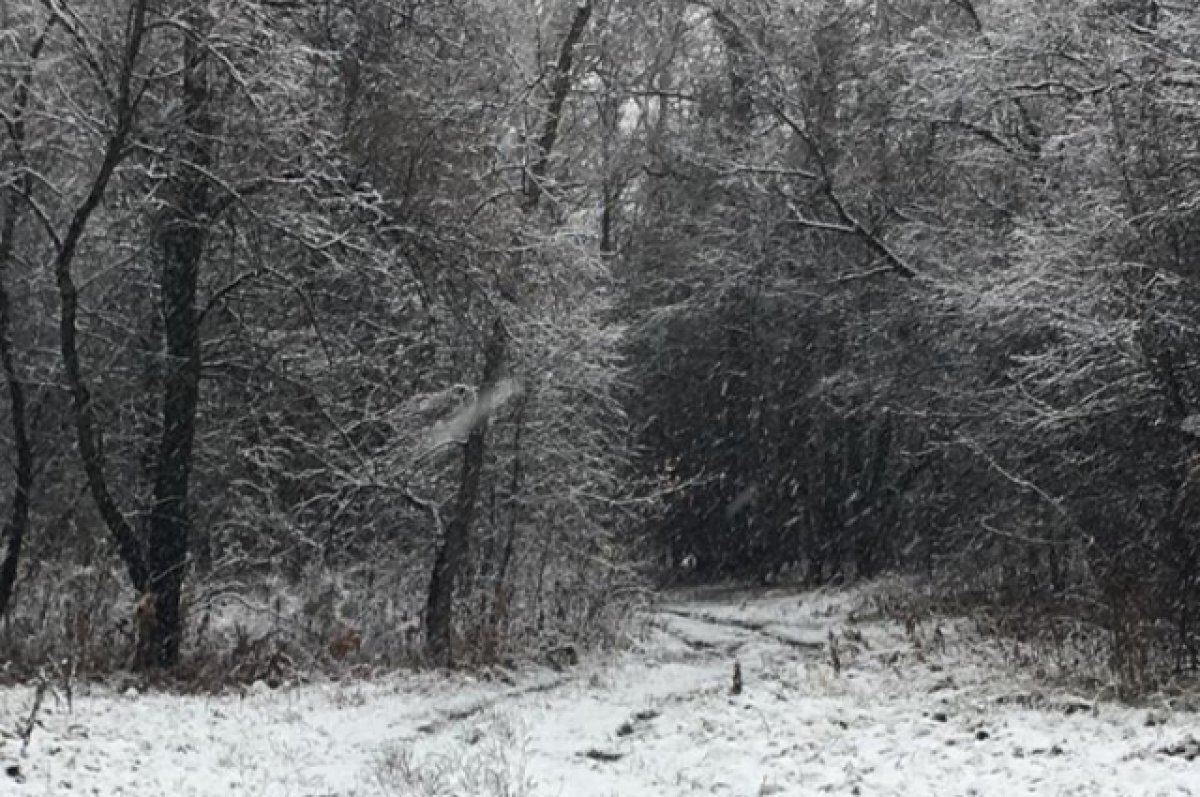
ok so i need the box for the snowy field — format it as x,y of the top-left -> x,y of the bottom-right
2,584 -> 1198,796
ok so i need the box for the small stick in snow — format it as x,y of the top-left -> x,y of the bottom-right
731,660 -> 743,695
19,677 -> 50,755
582,748 -> 625,762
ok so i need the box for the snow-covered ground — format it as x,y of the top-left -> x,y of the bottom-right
2,583 -> 1198,796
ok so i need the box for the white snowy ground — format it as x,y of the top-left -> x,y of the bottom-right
2,583 -> 1198,796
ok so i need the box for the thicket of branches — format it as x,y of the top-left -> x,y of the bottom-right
2,0 -> 1200,696
0,0 -> 638,678
624,0 -> 1200,695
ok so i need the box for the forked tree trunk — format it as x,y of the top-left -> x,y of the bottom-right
52,2 -> 213,668
55,0 -> 152,598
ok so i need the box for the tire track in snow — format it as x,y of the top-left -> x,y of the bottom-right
411,673 -> 568,736
657,606 -> 827,652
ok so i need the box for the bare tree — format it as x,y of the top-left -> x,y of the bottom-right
137,2 -> 220,668
0,16 -> 46,616
424,0 -> 597,666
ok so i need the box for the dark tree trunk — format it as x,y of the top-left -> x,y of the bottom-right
55,0 -> 152,595
139,8 -> 218,668
53,3 -> 211,668
425,1 -> 594,665
0,29 -> 45,617
524,0 -> 594,207
492,396 -> 527,609
0,191 -> 32,618
482,393 -> 528,660
426,318 -> 508,665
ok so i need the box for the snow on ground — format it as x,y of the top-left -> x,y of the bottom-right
2,583 -> 1198,796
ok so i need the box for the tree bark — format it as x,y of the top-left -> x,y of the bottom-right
50,0 -> 213,668
425,317 -> 508,665
0,27 -> 46,617
479,393 -> 528,660
54,0 -> 152,594
424,0 -> 594,664
524,0 -> 595,207
0,203 -> 32,618
139,6 -> 218,668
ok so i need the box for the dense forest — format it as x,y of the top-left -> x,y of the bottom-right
0,0 -> 1197,695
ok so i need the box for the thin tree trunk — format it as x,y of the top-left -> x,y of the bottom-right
0,193 -> 31,619
482,393 -> 528,660
54,0 -> 152,594
139,7 -> 218,668
524,0 -> 595,207
424,0 -> 594,664
425,317 -> 507,665
0,212 -> 32,618
0,27 -> 46,617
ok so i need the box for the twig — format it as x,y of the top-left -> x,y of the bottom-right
19,675 -> 50,756
956,433 -> 1069,519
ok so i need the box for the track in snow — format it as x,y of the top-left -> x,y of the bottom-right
2,585 -> 1198,796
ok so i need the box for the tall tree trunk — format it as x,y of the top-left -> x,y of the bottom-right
425,318 -> 507,665
480,393 -> 528,661
0,197 -> 32,618
55,0 -> 152,595
0,27 -> 46,617
424,0 -> 594,664
139,6 -> 218,668
524,0 -> 595,208
51,0 -> 209,668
